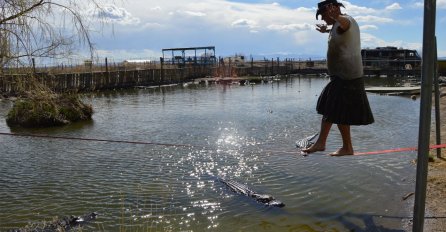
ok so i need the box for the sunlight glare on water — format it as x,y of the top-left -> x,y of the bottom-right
0,76 -> 420,231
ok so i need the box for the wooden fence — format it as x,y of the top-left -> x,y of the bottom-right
0,58 -> 424,95
0,66 -> 215,95
0,60 -> 321,95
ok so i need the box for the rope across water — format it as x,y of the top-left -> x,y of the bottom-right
1,131 -> 445,156
0,132 -> 194,148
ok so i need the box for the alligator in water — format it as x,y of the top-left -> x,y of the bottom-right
219,178 -> 285,207
10,212 -> 98,232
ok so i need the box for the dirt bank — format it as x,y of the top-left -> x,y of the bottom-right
424,86 -> 446,231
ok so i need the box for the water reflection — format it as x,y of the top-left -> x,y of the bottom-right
0,76 -> 419,231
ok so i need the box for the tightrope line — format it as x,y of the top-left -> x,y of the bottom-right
0,132 -> 193,147
354,144 -> 446,156
1,131 -> 445,156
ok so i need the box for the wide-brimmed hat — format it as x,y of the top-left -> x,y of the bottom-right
316,0 -> 345,19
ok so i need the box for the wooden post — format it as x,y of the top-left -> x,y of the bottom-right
271,58 -> 274,75
105,57 -> 109,73
286,58 -> 289,75
105,58 -> 109,90
251,57 -> 254,75
160,57 -> 164,86
32,58 -> 36,75
229,58 -> 232,77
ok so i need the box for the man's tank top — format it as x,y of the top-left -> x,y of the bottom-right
327,15 -> 363,80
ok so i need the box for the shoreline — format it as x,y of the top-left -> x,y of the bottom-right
424,86 -> 446,231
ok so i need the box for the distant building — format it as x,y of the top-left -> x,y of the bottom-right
223,54 -> 245,67
361,46 -> 421,70
162,46 -> 216,67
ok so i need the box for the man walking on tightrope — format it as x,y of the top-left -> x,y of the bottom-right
303,0 -> 374,156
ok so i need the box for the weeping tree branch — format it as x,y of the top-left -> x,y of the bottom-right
1,0 -> 110,71
0,0 -> 46,25
1,0 -> 113,127
49,2 -> 95,59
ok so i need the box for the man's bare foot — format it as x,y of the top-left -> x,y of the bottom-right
328,148 -> 354,156
302,144 -> 325,154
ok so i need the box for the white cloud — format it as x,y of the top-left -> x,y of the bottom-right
413,0 -> 446,9
90,4 -> 140,25
75,0 -> 437,60
355,15 -> 394,23
385,3 -> 402,10
438,0 -> 446,8
341,1 -> 377,15
413,2 -> 423,8
180,10 -> 207,17
117,0 -> 315,33
360,25 -> 379,30
142,22 -> 165,29
293,31 -> 312,45
232,19 -> 257,28
361,33 -> 422,51
267,23 -> 312,32
95,49 -> 162,61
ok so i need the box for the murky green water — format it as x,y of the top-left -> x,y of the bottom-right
0,76 -> 419,231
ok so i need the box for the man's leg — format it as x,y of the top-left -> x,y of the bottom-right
329,124 -> 354,156
302,119 -> 332,153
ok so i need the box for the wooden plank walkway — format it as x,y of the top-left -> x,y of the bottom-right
365,86 -> 421,95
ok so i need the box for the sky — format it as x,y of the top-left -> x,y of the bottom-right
79,0 -> 446,62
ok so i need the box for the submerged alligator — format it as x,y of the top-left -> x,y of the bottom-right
219,178 -> 285,207
11,212 -> 98,232
295,133 -> 319,149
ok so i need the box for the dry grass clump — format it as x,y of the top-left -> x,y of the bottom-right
5,74 -> 93,128
6,92 -> 93,128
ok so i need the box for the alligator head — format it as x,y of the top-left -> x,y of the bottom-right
252,193 -> 274,203
267,200 -> 285,208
